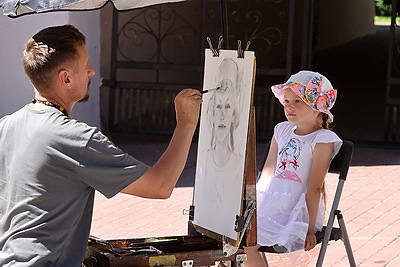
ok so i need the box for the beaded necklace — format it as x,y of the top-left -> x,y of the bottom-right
31,99 -> 69,118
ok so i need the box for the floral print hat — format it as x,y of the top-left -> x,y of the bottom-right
271,70 -> 337,122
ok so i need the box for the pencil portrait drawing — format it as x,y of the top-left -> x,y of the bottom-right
194,49 -> 255,240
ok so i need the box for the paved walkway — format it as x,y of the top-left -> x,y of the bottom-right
90,141 -> 400,266
88,22 -> 400,266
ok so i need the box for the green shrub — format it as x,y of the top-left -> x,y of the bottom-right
376,0 -> 392,16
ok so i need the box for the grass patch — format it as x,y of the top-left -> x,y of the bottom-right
375,16 -> 400,25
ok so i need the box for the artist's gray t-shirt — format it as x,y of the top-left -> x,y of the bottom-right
0,105 -> 149,266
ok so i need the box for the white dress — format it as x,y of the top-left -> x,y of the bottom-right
256,121 -> 342,252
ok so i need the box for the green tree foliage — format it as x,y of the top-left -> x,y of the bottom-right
376,0 -> 392,16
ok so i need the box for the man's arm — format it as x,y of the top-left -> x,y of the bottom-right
121,89 -> 202,199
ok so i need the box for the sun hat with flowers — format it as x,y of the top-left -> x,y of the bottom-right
271,70 -> 337,122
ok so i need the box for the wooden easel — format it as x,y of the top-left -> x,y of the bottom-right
189,53 -> 258,260
84,49 -> 258,267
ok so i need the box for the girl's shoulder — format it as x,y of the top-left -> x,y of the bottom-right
314,129 -> 342,144
273,121 -> 296,143
313,129 -> 343,159
274,121 -> 295,135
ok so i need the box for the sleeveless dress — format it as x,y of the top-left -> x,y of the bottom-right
256,121 -> 342,252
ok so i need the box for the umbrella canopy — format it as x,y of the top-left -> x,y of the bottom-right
1,0 -> 186,17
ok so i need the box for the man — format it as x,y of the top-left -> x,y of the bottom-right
0,24 -> 202,266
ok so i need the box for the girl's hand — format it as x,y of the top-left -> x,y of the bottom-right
304,232 -> 317,251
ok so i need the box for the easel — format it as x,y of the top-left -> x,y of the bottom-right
84,46 -> 257,267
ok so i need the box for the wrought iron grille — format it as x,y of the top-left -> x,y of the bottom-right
101,0 -> 312,139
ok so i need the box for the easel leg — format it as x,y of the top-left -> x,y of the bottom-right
230,253 -> 247,267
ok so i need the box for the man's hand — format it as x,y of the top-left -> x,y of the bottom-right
174,88 -> 202,128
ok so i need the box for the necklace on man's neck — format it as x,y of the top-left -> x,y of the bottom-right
31,99 -> 69,118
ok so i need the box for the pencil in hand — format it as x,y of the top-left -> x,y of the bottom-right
201,86 -> 221,94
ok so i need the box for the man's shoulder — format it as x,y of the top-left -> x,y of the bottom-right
54,117 -> 99,144
0,106 -> 28,128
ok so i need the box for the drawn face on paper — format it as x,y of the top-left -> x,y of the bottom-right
207,57 -> 241,152
214,87 -> 235,142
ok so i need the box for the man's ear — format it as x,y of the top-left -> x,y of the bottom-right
58,69 -> 71,87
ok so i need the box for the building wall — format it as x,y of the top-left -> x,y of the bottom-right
318,0 -> 376,50
0,11 -> 101,127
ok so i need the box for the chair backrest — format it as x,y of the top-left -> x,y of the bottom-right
328,140 -> 354,181
258,140 -> 354,181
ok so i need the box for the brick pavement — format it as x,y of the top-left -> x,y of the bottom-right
90,144 -> 400,266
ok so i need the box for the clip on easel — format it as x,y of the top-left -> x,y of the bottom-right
206,36 -> 251,58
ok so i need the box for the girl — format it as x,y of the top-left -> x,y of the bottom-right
245,70 -> 342,266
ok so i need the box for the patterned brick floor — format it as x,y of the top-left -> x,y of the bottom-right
90,143 -> 400,266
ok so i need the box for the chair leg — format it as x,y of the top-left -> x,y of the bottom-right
336,210 -> 356,267
316,231 -> 330,266
260,252 -> 269,267
316,210 -> 356,267
316,217 -> 335,266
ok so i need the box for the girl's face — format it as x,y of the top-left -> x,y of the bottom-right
282,88 -> 317,126
214,91 -> 235,142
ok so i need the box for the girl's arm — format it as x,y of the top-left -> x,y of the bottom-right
304,142 -> 334,251
258,136 -> 278,182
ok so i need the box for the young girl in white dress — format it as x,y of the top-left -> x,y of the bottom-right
244,70 -> 342,266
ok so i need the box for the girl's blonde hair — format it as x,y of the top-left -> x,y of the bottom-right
321,113 -> 332,207
321,113 -> 332,130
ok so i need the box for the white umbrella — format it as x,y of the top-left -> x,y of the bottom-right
1,0 -> 229,47
1,0 -> 187,17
